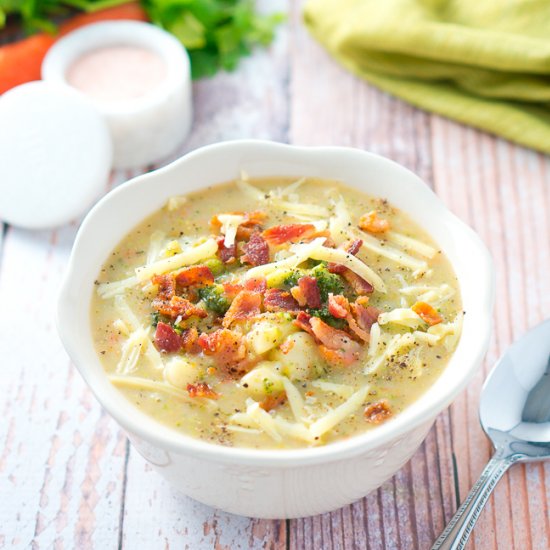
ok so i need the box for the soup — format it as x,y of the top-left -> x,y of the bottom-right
91,177 -> 462,449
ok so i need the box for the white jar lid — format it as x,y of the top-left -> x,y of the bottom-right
0,81 -> 112,229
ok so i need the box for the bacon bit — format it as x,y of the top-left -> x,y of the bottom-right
153,295 -> 208,320
187,382 -> 220,400
244,277 -> 267,293
342,270 -> 374,295
318,344 -> 358,367
293,311 -> 315,336
216,236 -> 237,264
364,400 -> 392,423
154,322 -> 182,353
152,274 -> 176,300
181,327 -> 201,354
290,285 -> 307,307
327,294 -> 371,342
358,210 -> 390,233
175,265 -> 214,287
412,301 -> 443,326
222,290 -> 262,327
328,239 -> 363,274
328,293 -> 349,319
241,232 -> 270,266
309,317 -> 361,356
353,303 -> 381,332
298,276 -> 322,309
259,392 -> 287,412
279,338 -> 295,354
262,223 -> 316,245
222,281 -> 243,299
211,210 -> 266,231
264,288 -> 301,313
198,329 -> 247,376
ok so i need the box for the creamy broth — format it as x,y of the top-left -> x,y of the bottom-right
91,177 -> 462,449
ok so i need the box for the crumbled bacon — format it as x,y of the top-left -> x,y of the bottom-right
187,382 -> 220,400
309,317 -> 360,356
241,233 -> 270,266
262,223 -> 316,245
222,290 -> 262,327
153,295 -> 208,320
198,329 -> 248,377
259,392 -> 287,411
364,400 -> 392,423
244,277 -> 267,293
358,210 -> 390,233
211,210 -> 267,231
217,236 -> 237,264
264,288 -> 301,312
290,285 -> 307,307
327,239 -> 363,274
318,344 -> 359,367
298,276 -> 322,309
154,322 -> 182,353
293,311 -> 315,335
181,327 -> 201,354
327,293 -> 349,319
353,303 -> 381,332
175,266 -> 214,287
327,294 -> 371,342
152,274 -> 176,300
342,270 -> 374,295
412,301 -> 443,326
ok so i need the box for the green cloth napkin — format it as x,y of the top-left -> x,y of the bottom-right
303,0 -> 550,154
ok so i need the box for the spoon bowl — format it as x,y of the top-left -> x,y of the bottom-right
433,319 -> 550,549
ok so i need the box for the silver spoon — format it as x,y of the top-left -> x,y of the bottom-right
432,319 -> 550,550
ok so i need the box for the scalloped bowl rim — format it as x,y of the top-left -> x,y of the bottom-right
57,140 -> 494,467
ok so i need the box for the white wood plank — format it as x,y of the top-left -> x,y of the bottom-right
120,451 -> 285,549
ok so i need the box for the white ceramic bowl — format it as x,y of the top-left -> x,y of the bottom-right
57,140 -> 494,519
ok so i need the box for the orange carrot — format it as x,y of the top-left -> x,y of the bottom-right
358,210 -> 390,233
0,3 -> 148,94
411,301 -> 443,326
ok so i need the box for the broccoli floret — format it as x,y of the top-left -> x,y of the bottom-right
282,269 -> 302,289
308,306 -> 347,329
198,284 -> 230,315
310,263 -> 344,302
203,257 -> 226,277
151,311 -> 160,327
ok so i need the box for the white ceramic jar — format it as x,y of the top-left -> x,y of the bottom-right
57,141 -> 494,518
42,21 -> 192,169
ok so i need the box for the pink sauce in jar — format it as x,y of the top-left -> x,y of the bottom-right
66,46 -> 167,104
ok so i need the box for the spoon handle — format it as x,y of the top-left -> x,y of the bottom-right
431,454 -> 513,550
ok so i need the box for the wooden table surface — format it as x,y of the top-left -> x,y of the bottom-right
2,1 -> 550,548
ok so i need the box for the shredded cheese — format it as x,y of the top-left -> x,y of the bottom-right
243,399 -> 283,442
280,376 -> 306,423
308,385 -> 370,439
368,322 -> 381,357
386,231 -> 437,258
166,195 -> 188,211
108,375 -> 216,408
378,308 -> 424,329
353,229 -> 428,271
236,171 -> 264,200
365,333 -> 415,375
97,276 -> 137,299
291,241 -> 386,292
135,238 -> 218,281
311,380 -> 354,399
269,196 -> 330,217
218,213 -> 246,248
146,230 -> 166,265
113,318 -> 130,337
